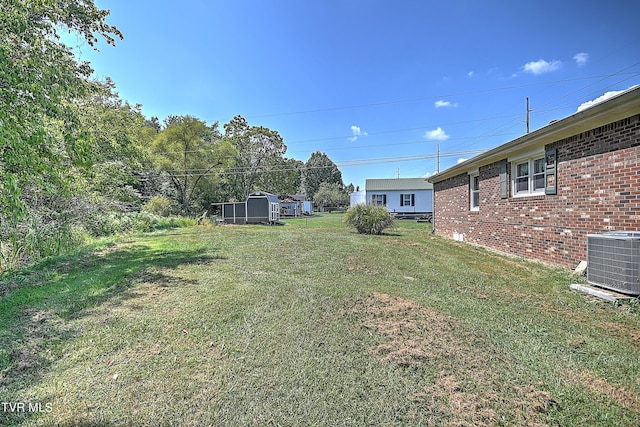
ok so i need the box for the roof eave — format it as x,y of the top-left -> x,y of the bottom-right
427,86 -> 640,183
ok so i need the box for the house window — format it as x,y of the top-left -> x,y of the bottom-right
533,158 -> 545,191
545,148 -> 557,195
470,174 -> 479,210
370,194 -> 387,206
400,194 -> 415,207
513,156 -> 545,196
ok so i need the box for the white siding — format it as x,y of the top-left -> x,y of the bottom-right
367,189 -> 432,213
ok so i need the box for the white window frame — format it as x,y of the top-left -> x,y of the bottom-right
370,194 -> 387,206
510,153 -> 546,197
401,193 -> 415,207
469,172 -> 480,211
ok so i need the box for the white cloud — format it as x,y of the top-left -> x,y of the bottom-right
576,85 -> 639,112
424,127 -> 450,141
457,158 -> 468,164
573,52 -> 589,67
467,71 -> 475,78
435,100 -> 457,108
522,59 -> 562,75
348,125 -> 367,142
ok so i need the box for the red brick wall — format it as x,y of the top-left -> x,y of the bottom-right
433,114 -> 640,267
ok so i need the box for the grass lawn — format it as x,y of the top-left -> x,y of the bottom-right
1,213 -> 639,426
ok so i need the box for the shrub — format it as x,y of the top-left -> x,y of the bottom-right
344,204 -> 395,235
142,196 -> 180,217
132,211 -> 159,233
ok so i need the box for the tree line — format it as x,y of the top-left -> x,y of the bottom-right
143,113 -> 350,215
0,0 -> 350,271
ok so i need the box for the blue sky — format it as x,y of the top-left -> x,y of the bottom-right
69,0 -> 640,188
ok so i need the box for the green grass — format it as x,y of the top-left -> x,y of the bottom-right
1,216 -> 639,426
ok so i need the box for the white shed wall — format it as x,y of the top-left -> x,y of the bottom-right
367,189 -> 433,213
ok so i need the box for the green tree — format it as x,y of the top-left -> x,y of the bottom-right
256,157 -> 304,196
302,151 -> 344,200
0,79 -> 151,270
148,116 -> 236,216
223,115 -> 287,199
28,81 -> 148,229
345,183 -> 355,194
313,182 -> 349,211
0,0 -> 122,222
69,79 -> 146,198
145,116 -> 162,132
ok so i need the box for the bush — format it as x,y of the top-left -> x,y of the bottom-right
142,196 -> 180,217
344,204 -> 395,235
132,211 -> 159,233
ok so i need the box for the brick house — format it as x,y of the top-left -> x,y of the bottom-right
427,86 -> 640,268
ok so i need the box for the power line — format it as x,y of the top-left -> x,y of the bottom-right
286,132 -> 521,155
142,66 -> 640,180
443,65 -> 640,153
284,113 -> 524,145
146,67 -> 640,159
246,73 -> 640,119
143,149 -> 487,178
146,112 -> 525,157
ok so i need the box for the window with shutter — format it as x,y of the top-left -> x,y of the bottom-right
512,155 -> 545,196
371,194 -> 387,206
401,194 -> 414,207
545,148 -> 557,195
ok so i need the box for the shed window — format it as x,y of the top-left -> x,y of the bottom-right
400,194 -> 415,207
513,156 -> 545,196
370,194 -> 387,206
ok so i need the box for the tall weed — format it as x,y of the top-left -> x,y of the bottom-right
86,211 -> 197,236
0,235 -> 23,273
0,210 -> 195,273
0,215 -> 88,273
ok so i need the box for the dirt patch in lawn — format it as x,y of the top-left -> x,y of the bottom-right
348,292 -> 457,367
346,292 -> 557,426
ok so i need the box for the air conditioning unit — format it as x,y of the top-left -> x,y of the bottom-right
587,232 -> 640,295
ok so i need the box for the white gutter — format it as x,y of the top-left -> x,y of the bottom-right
428,85 -> 640,183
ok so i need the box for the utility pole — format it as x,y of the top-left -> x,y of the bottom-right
397,167 -> 400,179
525,97 -> 531,134
437,144 -> 440,173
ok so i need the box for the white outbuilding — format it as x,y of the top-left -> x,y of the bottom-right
364,178 -> 433,219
